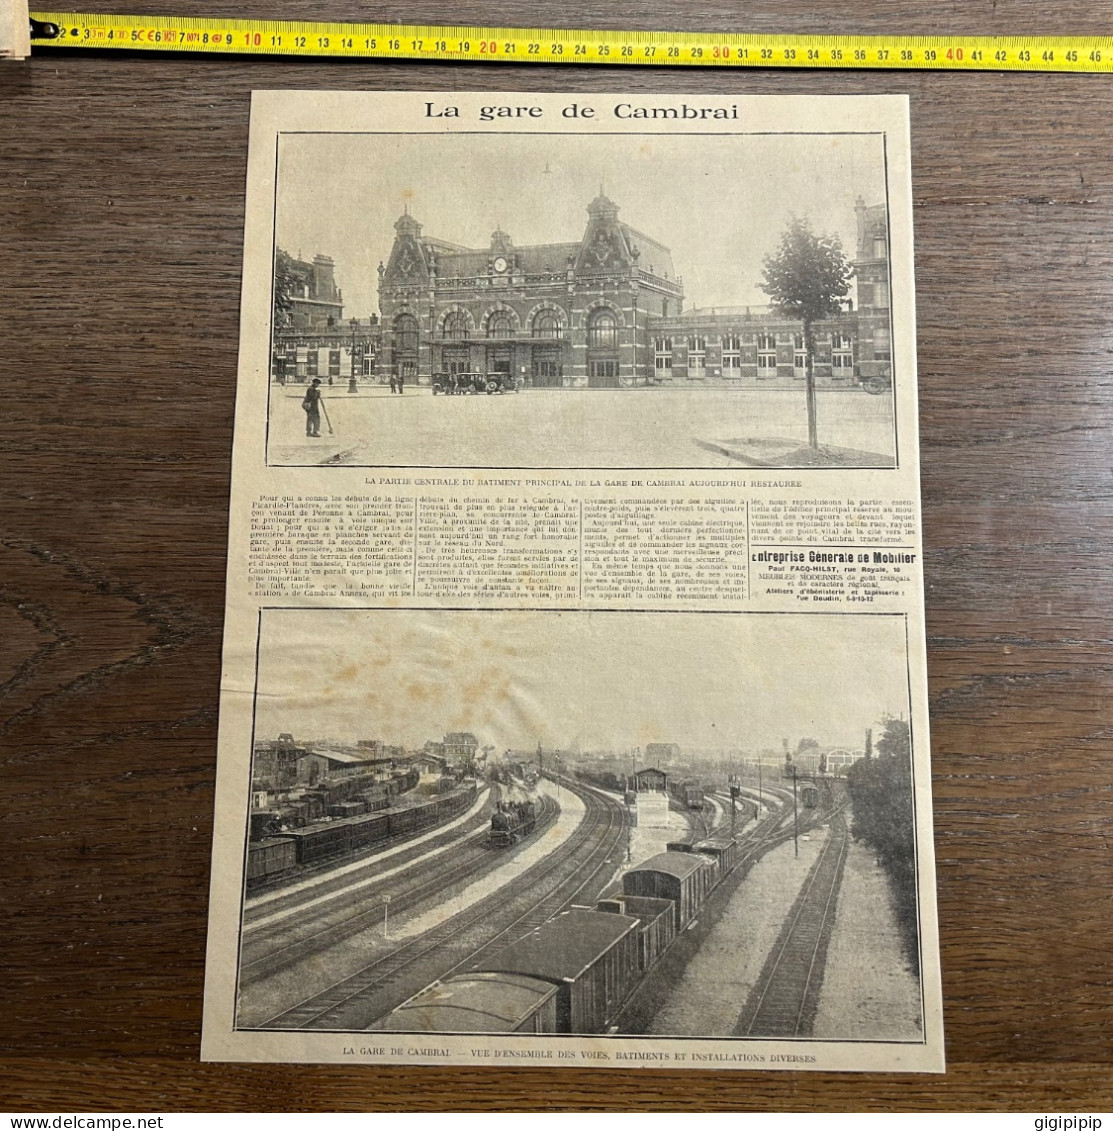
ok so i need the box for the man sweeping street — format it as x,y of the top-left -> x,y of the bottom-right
302,378 -> 323,437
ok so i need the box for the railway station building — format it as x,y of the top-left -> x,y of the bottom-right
372,193 -> 892,391
377,193 -> 683,389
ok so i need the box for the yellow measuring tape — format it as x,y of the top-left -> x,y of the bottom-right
28,13 -> 1113,71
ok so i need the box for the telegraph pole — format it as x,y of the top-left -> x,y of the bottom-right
792,765 -> 799,858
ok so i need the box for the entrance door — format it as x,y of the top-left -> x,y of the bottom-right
487,346 -> 512,378
589,358 -> 620,388
532,348 -> 562,388
443,347 -> 470,376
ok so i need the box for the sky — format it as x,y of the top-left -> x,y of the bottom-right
254,609 -> 909,757
274,130 -> 888,318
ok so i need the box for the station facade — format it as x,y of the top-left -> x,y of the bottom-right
377,193 -> 684,389
274,195 -> 892,391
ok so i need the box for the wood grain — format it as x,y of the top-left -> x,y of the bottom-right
3,1 -> 1113,1107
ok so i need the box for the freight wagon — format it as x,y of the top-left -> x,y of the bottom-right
595,894 -> 678,974
622,851 -> 715,932
667,836 -> 742,884
375,832 -> 753,1036
246,781 -> 477,888
377,909 -> 641,1035
246,837 -> 297,884
375,973 -> 560,1034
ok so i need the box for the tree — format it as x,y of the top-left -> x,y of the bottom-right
846,716 -> 918,972
273,248 -> 298,329
761,217 -> 852,449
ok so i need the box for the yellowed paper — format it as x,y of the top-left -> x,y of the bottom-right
201,90 -> 943,1072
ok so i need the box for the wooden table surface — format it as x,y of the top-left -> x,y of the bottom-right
3,0 -> 1112,1111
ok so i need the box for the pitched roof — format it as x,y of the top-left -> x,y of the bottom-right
300,748 -> 375,766
434,242 -> 580,279
620,225 -> 676,279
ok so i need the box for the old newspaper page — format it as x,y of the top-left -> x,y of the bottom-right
201,90 -> 944,1072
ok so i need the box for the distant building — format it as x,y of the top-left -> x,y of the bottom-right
271,248 -> 380,384
443,731 -> 479,766
648,197 -> 890,391
415,750 -> 447,773
824,748 -> 864,776
281,251 -> 344,330
295,746 -> 395,785
852,196 -> 893,389
251,732 -> 304,790
631,766 -> 669,793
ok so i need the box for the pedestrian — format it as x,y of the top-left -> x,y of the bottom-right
302,378 -> 323,437
389,373 -> 397,394
397,371 -> 405,394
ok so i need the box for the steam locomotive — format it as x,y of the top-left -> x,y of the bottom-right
489,799 -> 537,847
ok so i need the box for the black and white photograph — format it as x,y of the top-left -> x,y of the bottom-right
232,608 -> 928,1054
201,91 -> 939,1072
265,126 -> 899,470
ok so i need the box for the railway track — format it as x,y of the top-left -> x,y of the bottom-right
733,805 -> 850,1038
449,777 -> 629,979
255,777 -> 627,1031
239,794 -> 558,986
610,787 -> 844,1036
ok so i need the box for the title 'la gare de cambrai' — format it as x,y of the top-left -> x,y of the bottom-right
272,192 -> 893,394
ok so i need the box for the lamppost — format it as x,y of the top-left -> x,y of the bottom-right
348,317 -> 359,393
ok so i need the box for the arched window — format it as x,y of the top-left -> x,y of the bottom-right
486,310 -> 514,338
393,313 -> 419,353
687,336 -> 706,369
532,309 -> 563,339
443,311 -> 469,339
588,308 -> 618,349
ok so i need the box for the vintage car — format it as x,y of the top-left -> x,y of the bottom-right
432,371 -> 523,395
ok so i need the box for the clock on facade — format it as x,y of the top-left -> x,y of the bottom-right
493,256 -> 508,274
